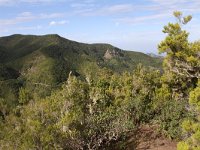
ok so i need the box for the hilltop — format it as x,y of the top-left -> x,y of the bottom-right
0,34 -> 162,103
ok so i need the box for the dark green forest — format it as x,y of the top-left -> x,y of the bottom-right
0,12 -> 199,150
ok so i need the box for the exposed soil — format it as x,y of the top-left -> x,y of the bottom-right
126,125 -> 177,150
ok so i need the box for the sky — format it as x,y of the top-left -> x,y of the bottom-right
0,0 -> 200,54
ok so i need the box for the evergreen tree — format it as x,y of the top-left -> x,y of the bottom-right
158,11 -> 199,101
157,11 -> 200,139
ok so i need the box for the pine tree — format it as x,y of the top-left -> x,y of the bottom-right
157,11 -> 200,139
158,11 -> 199,101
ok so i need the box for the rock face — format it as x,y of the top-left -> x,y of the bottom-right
104,49 -> 120,59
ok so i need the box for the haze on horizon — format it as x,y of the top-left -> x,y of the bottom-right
1,0 -> 200,54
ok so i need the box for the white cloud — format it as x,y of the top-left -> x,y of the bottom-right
116,13 -> 170,25
40,13 -> 64,19
17,25 -> 43,30
0,0 -> 60,5
103,4 -> 133,14
21,0 -> 55,2
0,0 -> 15,5
69,0 -> 200,17
70,0 -> 97,9
148,0 -> 200,13
19,11 -> 32,17
74,4 -> 134,16
70,0 -> 200,17
0,12 -> 65,27
0,14 -> 33,26
49,20 -> 69,26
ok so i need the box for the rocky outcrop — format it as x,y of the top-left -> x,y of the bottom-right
104,49 -> 121,59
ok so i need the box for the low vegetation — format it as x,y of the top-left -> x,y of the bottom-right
0,11 -> 199,149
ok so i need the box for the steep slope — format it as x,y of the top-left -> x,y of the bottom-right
0,34 -> 162,104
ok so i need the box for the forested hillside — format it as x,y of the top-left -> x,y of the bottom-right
0,34 -> 162,104
0,11 -> 199,150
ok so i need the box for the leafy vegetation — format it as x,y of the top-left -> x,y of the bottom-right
0,66 -> 161,149
0,11 -> 199,149
0,34 -> 162,103
158,11 -> 199,149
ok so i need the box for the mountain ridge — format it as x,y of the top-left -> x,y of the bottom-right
0,34 -> 162,102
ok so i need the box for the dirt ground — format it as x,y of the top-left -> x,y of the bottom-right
126,125 -> 177,150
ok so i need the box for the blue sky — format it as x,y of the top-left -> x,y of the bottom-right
0,0 -> 200,53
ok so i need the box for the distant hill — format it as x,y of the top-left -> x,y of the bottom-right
0,34 -> 162,103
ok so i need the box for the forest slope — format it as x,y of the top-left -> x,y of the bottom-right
0,34 -> 162,101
